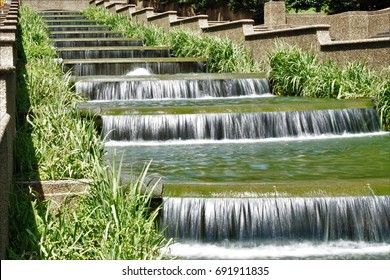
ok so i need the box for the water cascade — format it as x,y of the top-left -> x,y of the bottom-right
43,10 -> 390,260
57,47 -> 171,60
52,38 -> 144,48
76,74 -> 270,100
160,196 -> 390,243
63,58 -> 207,76
102,108 -> 380,141
45,20 -> 98,25
43,15 -> 89,21
47,25 -> 111,32
49,30 -> 123,39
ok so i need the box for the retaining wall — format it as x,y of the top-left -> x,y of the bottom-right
91,0 -> 389,69
0,0 -> 18,260
286,8 -> 390,41
6,0 -> 388,259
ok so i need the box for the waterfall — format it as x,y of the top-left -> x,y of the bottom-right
50,31 -> 122,39
160,196 -> 390,243
45,20 -> 98,26
53,39 -> 144,48
66,61 -> 207,76
76,78 -> 270,100
48,26 -> 110,32
102,108 -> 380,141
59,49 -> 171,60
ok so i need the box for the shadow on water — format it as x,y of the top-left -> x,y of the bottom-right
7,23 -> 44,259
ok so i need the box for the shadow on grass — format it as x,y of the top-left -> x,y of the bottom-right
8,23 -> 44,260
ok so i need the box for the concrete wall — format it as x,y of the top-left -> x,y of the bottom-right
171,15 -> 208,32
21,0 -> 90,11
245,25 -> 329,65
319,39 -> 390,68
286,8 -> 390,40
203,19 -> 255,43
0,113 -> 12,260
147,10 -> 177,29
0,0 -> 18,260
107,0 -> 389,70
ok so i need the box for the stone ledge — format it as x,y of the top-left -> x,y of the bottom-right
15,176 -> 164,202
131,7 -> 154,17
321,37 -> 390,47
246,24 -> 331,40
203,19 -> 254,32
16,180 -> 91,199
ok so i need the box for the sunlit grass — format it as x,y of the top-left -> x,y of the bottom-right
82,7 -> 261,73
15,6 -> 103,181
10,6 -> 170,260
268,45 -> 390,130
9,161 -> 170,260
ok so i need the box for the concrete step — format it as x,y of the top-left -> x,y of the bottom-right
38,11 -> 81,16
62,57 -> 207,76
41,15 -> 87,21
52,37 -> 144,48
47,25 -> 111,32
45,20 -> 98,26
56,46 -> 171,59
50,30 -> 124,39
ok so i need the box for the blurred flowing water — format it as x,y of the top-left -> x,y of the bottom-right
45,11 -> 390,259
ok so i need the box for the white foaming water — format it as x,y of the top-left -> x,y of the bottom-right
167,241 -> 390,260
125,67 -> 153,76
104,131 -> 389,147
102,108 -> 382,142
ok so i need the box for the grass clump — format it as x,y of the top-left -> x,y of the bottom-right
82,7 -> 261,73
10,6 -> 169,260
15,6 -> 103,181
9,163 -> 170,260
268,45 -> 390,130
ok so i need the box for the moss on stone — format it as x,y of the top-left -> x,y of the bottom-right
163,178 -> 390,198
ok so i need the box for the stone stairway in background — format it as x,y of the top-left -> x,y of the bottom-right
39,10 -> 387,197
37,10 -> 390,260
39,10 -> 273,198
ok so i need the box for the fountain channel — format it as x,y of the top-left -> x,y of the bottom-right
43,10 -> 390,260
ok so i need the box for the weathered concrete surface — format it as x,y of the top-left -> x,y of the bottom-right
0,113 -> 11,260
15,180 -> 91,207
102,0 -> 390,70
15,176 -> 163,205
0,0 -> 18,260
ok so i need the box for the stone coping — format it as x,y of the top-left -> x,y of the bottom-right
171,15 -> 209,25
321,36 -> 390,47
202,19 -> 255,32
131,7 -> 154,17
148,10 -> 177,21
246,24 -> 331,40
105,1 -> 129,9
115,4 -> 136,14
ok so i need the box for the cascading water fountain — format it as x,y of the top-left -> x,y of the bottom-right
160,196 -> 390,242
101,108 -> 380,141
75,73 -> 270,100
43,10 -> 390,260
